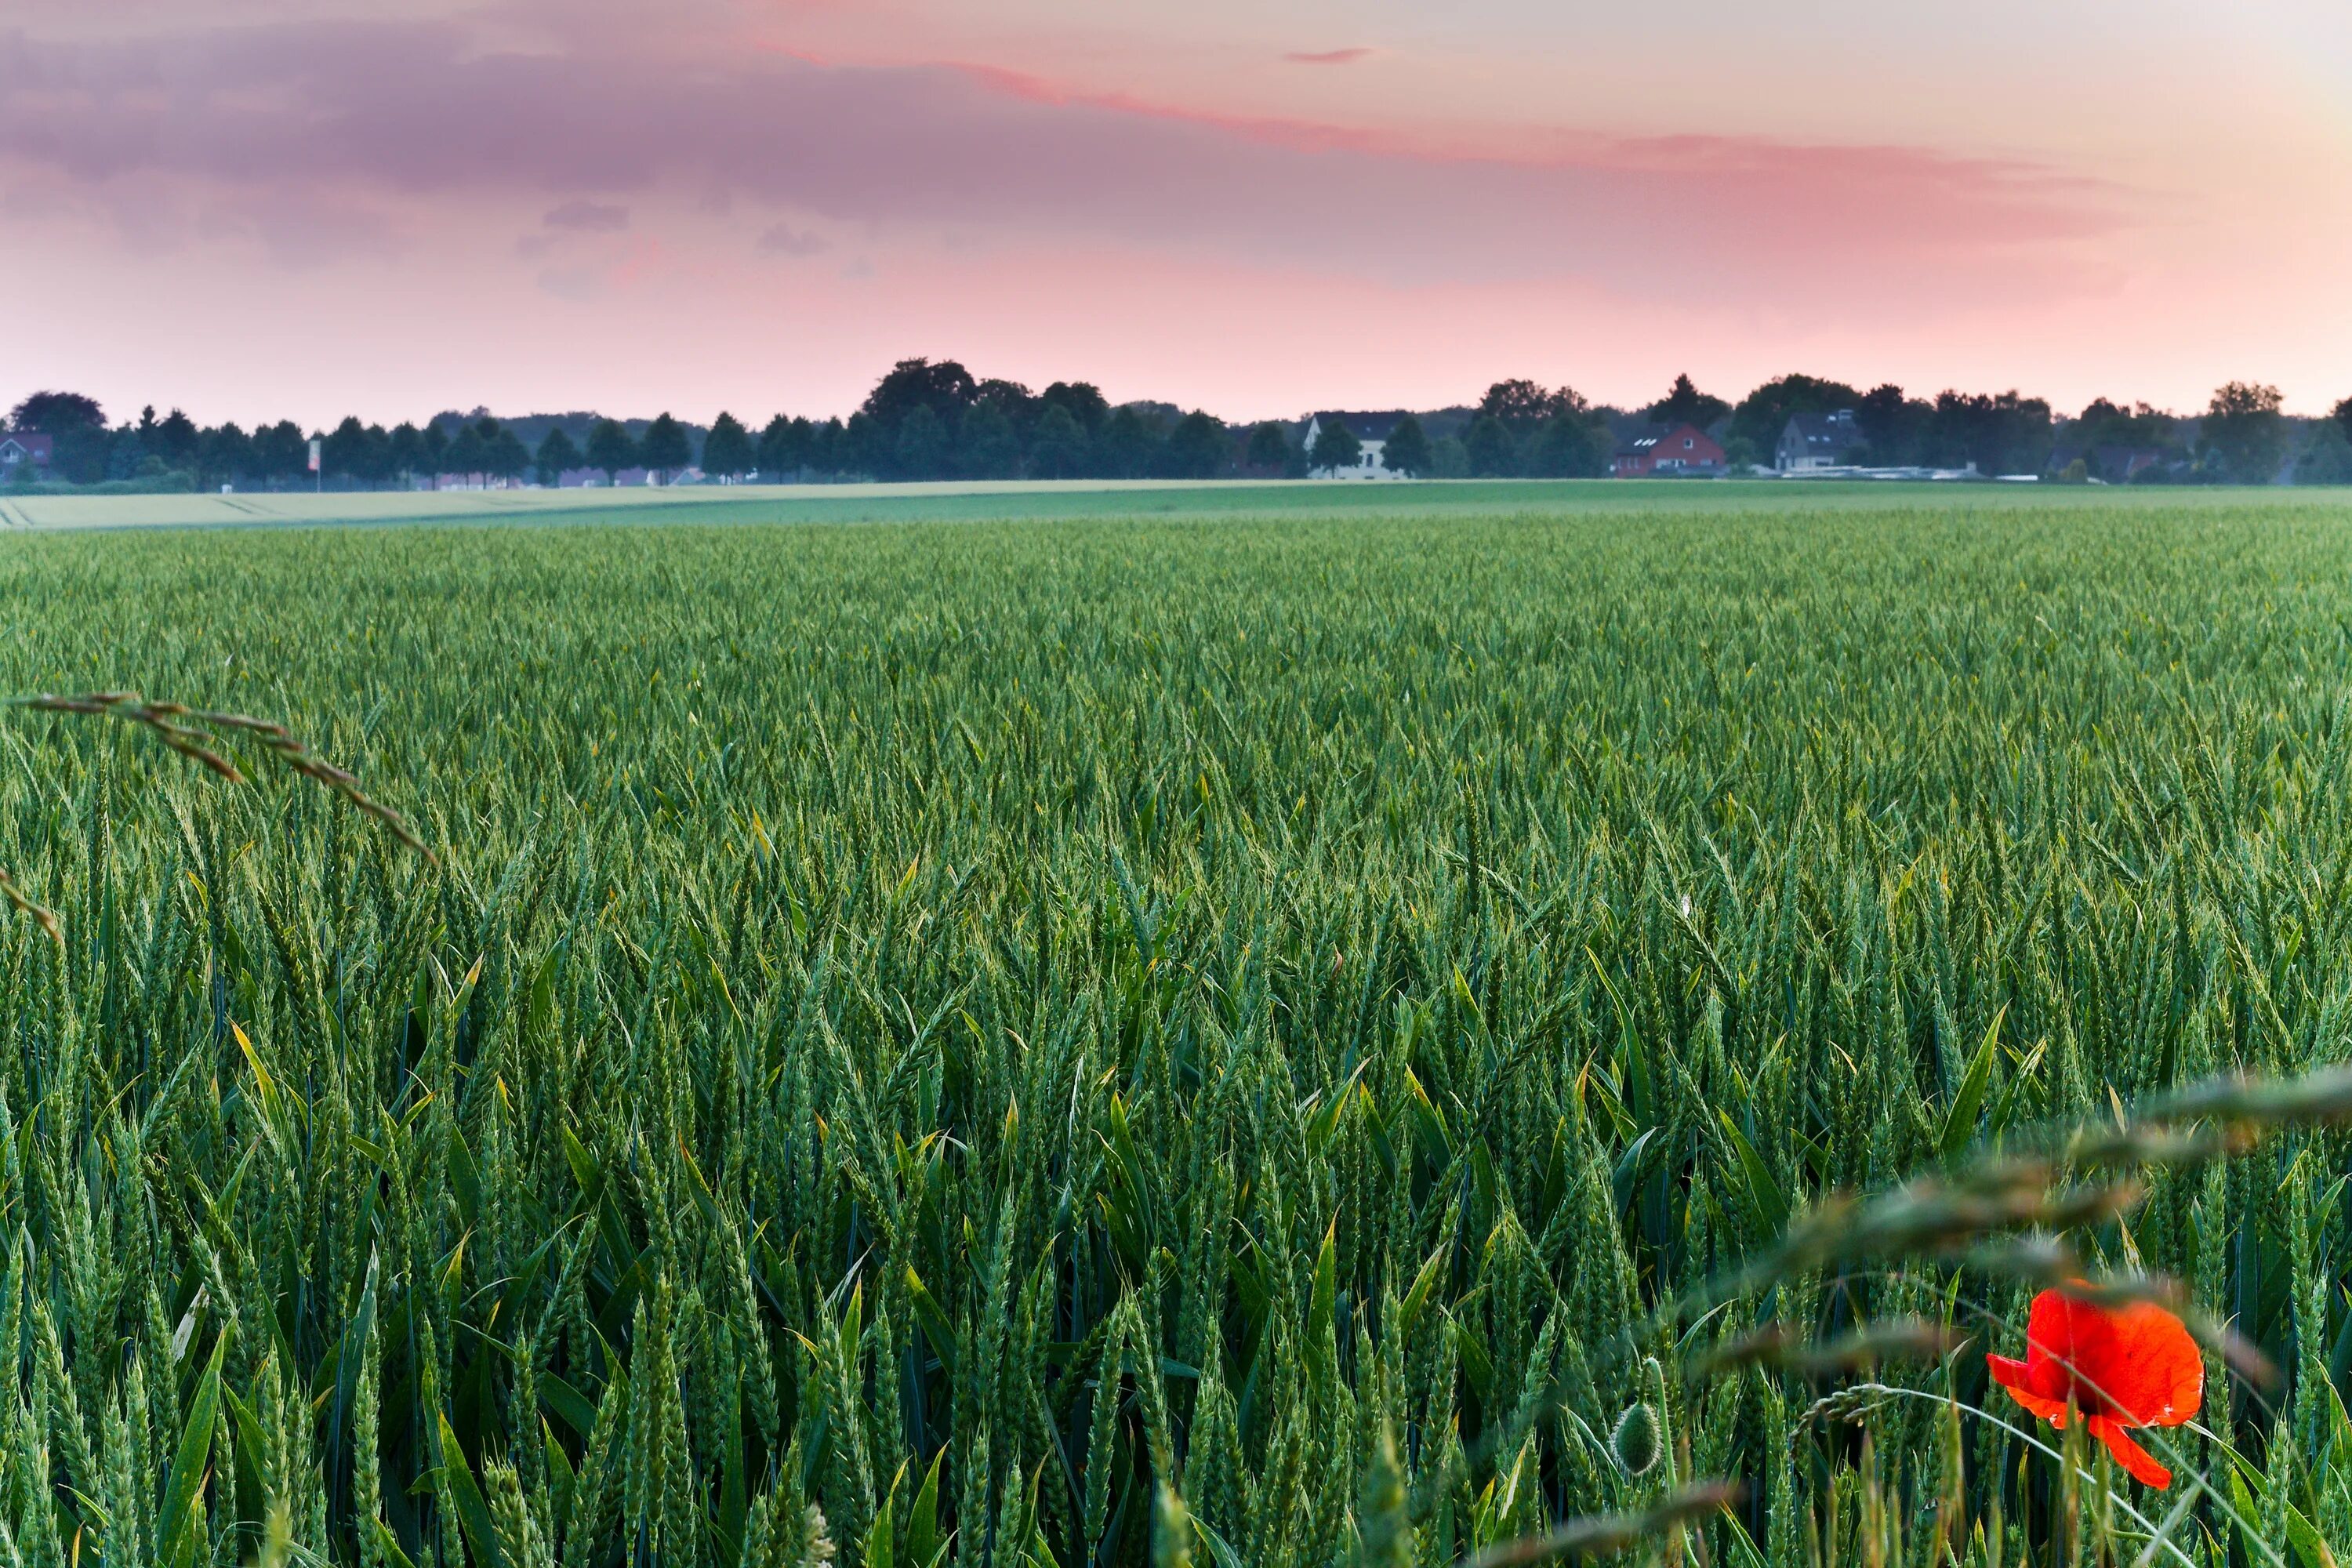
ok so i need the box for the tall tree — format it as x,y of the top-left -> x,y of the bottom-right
1163,411 -> 1229,479
1477,379 -> 1586,434
1308,418 -> 1362,476
701,413 -> 753,481
445,423 -> 489,486
1853,384 -> 1930,466
1244,421 -> 1294,473
199,423 -> 252,488
534,426 -> 582,487
2333,396 -> 2352,444
1381,416 -> 1433,477
488,428 -> 530,485
585,419 -> 635,483
958,403 -> 1021,478
2198,382 -> 2288,482
8,390 -> 104,434
639,413 -> 691,481
153,409 -> 201,470
757,416 -> 807,479
1526,412 -> 1610,477
892,406 -> 949,477
1462,415 -> 1517,477
1643,374 -> 1730,431
1029,405 -> 1087,478
387,423 -> 426,485
1098,406 -> 1162,478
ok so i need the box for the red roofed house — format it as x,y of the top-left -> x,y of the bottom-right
1613,423 -> 1726,477
0,432 -> 54,477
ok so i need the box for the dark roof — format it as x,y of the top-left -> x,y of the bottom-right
1308,411 -> 1413,441
1784,411 -> 1861,449
0,432 -> 54,459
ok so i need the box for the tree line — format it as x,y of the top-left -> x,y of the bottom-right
10,361 -> 2352,489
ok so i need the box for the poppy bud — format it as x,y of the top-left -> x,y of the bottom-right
1612,1401 -> 1661,1476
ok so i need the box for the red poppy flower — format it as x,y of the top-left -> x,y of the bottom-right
1986,1285 -> 2203,1487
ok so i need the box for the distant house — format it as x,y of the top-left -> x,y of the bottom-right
1302,412 -> 1414,479
1777,411 -> 1864,471
1613,423 -> 1726,477
0,433 -> 54,475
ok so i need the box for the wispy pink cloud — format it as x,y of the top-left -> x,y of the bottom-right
1283,47 -> 1373,67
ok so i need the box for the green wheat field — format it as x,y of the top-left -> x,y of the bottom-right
2,487 -> 2350,1568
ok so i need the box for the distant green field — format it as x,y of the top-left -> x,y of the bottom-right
7,474 -> 2337,533
0,492 -> 2347,1566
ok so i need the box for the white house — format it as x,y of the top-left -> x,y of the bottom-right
1302,412 -> 1414,479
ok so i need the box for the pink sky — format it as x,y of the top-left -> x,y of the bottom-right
4,0 -> 2349,426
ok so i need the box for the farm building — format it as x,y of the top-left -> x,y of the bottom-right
1777,410 -> 1864,470
1302,412 -> 1414,479
0,433 -> 54,474
1613,423 -> 1726,477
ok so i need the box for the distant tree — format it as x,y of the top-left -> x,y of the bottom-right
584,419 -> 635,484
532,427 -> 580,487
1727,373 -> 1864,454
1244,421 -> 1294,473
107,430 -> 148,483
445,423 -> 489,486
1430,436 -> 1470,479
153,409 -> 201,470
387,423 -> 426,484
637,413 -> 691,481
2296,420 -> 2352,485
1029,405 -> 1087,478
1462,415 -> 1517,477
956,403 -> 1021,478
1644,374 -> 1730,431
1381,416 -> 1434,477
9,390 -> 105,434
701,412 -> 753,481
1926,390 -> 2053,476
1098,406 -> 1163,478
1853,384 -> 1930,466
862,359 -> 978,469
1478,379 -> 1581,434
2197,382 -> 2288,484
808,417 -> 845,476
488,428 -> 530,486
1308,418 -> 1362,476
1163,411 -> 1230,478
1039,381 -> 1111,437
200,423 -> 252,487
2334,396 -> 2352,444
757,415 -> 806,478
419,419 -> 451,477
1526,412 -> 1611,477
321,416 -> 373,484
252,421 -> 310,485
892,406 -> 949,477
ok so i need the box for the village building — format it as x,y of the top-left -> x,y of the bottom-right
1777,410 -> 1864,471
1301,412 -> 1414,479
0,433 -> 55,476
1613,423 -> 1726,477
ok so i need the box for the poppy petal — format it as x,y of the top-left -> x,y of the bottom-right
2087,1416 -> 2172,1489
2097,1301 -> 2203,1427
1987,1353 -> 2073,1425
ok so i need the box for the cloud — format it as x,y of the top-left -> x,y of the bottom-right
756,222 -> 830,257
1282,48 -> 1372,66
543,199 -> 630,232
0,16 -> 2130,314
